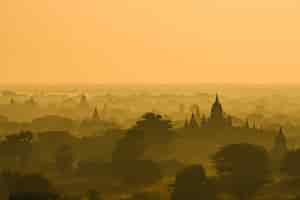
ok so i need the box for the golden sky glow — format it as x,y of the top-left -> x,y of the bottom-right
1,0 -> 300,84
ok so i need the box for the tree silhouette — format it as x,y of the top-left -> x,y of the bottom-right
55,144 -> 74,175
281,149 -> 300,177
171,165 -> 216,200
114,160 -> 162,187
135,112 -> 172,132
112,128 -> 145,162
1,171 -> 58,200
135,112 -> 173,141
212,143 -> 271,200
132,112 -> 174,159
1,131 -> 33,169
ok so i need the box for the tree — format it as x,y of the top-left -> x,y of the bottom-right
1,171 -> 58,200
212,143 -> 271,200
32,115 -> 74,131
133,112 -> 174,159
55,145 -> 74,175
115,160 -> 162,187
171,165 -> 216,200
281,149 -> 300,177
112,128 -> 145,162
1,131 -> 33,169
134,112 -> 173,136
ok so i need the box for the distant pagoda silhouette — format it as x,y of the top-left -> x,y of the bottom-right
186,94 -> 232,129
92,107 -> 100,121
189,113 -> 199,128
271,127 -> 288,162
79,94 -> 89,108
205,94 -> 232,128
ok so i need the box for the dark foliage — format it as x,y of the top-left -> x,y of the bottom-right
112,128 -> 145,162
0,131 -> 33,169
113,160 -> 162,187
281,149 -> 300,177
212,143 -> 271,200
55,144 -> 74,175
171,164 -> 216,200
134,112 -> 174,145
1,171 -> 58,199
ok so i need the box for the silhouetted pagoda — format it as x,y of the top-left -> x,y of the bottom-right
185,94 -> 232,129
10,98 -> 15,105
79,94 -> 89,109
189,113 -> 199,128
25,96 -> 38,106
271,127 -> 288,162
92,107 -> 100,121
205,94 -> 232,128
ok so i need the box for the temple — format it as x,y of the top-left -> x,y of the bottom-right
186,94 -> 232,129
92,107 -> 100,121
271,127 -> 288,162
205,94 -> 232,128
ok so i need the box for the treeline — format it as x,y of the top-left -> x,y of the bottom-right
0,112 -> 119,136
2,142 -> 300,200
0,112 -> 298,200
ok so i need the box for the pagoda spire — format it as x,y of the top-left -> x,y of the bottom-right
279,126 -> 283,135
272,126 -> 288,162
92,107 -> 100,121
10,98 -> 15,105
210,93 -> 223,120
79,94 -> 89,108
252,121 -> 256,129
215,93 -> 219,104
245,119 -> 250,129
189,113 -> 199,128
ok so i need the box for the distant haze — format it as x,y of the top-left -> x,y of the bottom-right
1,0 -> 300,84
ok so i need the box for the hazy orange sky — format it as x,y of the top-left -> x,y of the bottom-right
1,0 -> 300,84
